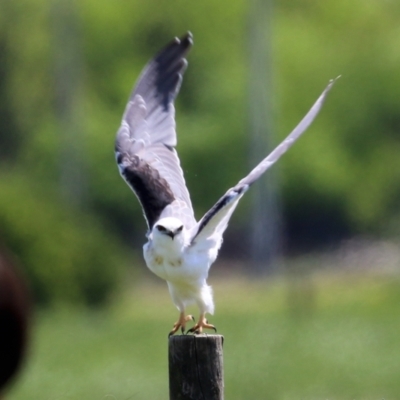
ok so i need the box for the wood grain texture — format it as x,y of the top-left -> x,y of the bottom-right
169,334 -> 224,400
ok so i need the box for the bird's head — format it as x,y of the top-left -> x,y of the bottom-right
152,217 -> 185,244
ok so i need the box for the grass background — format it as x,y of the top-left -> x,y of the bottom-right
8,268 -> 400,400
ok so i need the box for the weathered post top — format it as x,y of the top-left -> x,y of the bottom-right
168,334 -> 224,400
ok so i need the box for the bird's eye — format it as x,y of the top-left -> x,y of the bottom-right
176,226 -> 183,232
157,225 -> 166,232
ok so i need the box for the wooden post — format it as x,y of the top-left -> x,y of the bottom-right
168,334 -> 224,400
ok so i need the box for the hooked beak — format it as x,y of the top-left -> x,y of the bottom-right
166,231 -> 175,240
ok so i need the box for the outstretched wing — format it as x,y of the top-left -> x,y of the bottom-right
115,32 -> 196,231
190,77 -> 338,246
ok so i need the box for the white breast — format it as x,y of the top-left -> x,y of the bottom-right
143,241 -> 210,284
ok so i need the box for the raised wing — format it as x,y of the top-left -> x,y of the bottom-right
190,77 -> 338,245
115,32 -> 196,231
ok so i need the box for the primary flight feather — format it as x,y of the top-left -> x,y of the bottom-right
115,32 -> 337,335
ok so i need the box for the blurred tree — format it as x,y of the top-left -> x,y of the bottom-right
0,172 -> 127,306
52,0 -> 86,207
275,0 -> 400,247
247,0 -> 282,274
0,42 -> 19,161
1,0 -> 400,297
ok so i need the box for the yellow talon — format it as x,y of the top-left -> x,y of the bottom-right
168,312 -> 195,336
187,313 -> 216,334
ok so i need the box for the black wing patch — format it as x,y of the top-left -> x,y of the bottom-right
133,32 -> 192,114
116,32 -> 194,230
189,78 -> 339,244
153,33 -> 192,111
118,153 -> 175,229
191,186 -> 247,242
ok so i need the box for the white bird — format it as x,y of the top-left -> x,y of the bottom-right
115,32 -> 337,335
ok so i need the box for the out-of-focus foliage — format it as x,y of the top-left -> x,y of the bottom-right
275,0 -> 400,238
1,0 -> 400,302
0,172 -> 126,306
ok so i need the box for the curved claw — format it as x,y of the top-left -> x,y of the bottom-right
186,314 -> 217,335
168,313 -> 196,337
205,319 -> 217,332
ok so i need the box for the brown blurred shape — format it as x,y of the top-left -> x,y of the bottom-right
0,247 -> 31,394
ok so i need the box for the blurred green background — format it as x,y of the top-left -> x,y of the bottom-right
1,0 -> 400,398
